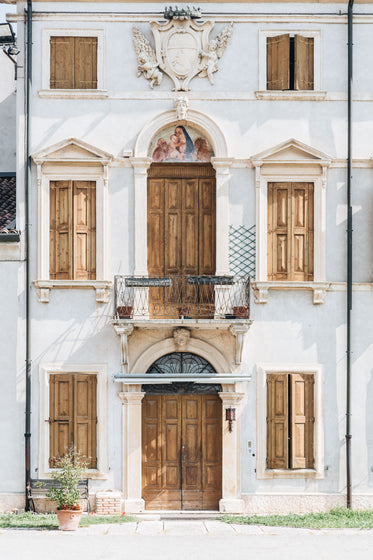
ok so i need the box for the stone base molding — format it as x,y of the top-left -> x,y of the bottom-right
242,494 -> 373,514
123,498 -> 146,514
0,495 -> 25,514
219,498 -> 245,514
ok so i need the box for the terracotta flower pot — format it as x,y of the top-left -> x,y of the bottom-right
177,306 -> 190,318
56,508 -> 82,531
117,305 -> 133,319
233,306 -> 249,318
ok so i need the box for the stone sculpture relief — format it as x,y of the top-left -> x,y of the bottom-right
132,9 -> 233,91
175,96 -> 189,120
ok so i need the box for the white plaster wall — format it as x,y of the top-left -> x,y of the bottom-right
2,1 -> 373,511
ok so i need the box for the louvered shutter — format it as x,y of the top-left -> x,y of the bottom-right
267,35 -> 290,90
50,181 -> 72,279
74,375 -> 97,469
73,181 -> 96,280
290,374 -> 315,468
294,36 -> 314,91
74,37 -> 98,89
50,37 -> 75,89
49,375 -> 74,467
267,374 -> 289,469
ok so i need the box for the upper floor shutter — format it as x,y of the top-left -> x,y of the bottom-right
73,181 -> 96,280
74,37 -> 98,89
50,180 -> 73,279
294,36 -> 314,91
268,182 -> 314,281
50,36 -> 75,89
267,34 -> 290,90
50,36 -> 97,89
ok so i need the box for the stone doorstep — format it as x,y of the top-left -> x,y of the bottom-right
135,511 -> 221,521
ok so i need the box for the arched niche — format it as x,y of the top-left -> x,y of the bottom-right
131,109 -> 232,277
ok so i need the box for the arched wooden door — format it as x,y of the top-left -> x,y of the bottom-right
147,163 -> 216,318
141,353 -> 222,510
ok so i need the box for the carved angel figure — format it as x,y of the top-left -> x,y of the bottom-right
133,26 -> 163,88
198,22 -> 233,85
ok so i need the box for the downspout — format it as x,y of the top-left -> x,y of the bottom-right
25,0 -> 32,511
346,0 -> 354,510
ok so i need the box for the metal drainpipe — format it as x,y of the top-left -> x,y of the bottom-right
346,0 -> 354,510
25,0 -> 32,512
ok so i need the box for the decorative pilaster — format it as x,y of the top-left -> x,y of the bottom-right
211,158 -> 233,276
219,390 -> 245,513
118,390 -> 145,513
130,157 -> 152,276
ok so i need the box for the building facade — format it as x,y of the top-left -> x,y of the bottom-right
1,0 -> 373,513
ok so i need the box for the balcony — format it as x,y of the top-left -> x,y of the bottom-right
113,275 -> 250,321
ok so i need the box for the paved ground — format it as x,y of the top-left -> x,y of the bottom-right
1,520 -> 372,560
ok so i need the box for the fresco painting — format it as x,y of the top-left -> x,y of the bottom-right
150,125 -> 214,162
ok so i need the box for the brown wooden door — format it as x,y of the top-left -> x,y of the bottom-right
147,164 -> 216,317
142,394 -> 222,510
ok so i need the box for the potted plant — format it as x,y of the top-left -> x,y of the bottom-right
117,305 -> 133,319
47,448 -> 88,531
233,306 -> 249,318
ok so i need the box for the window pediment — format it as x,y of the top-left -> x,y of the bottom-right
32,138 -> 113,166
251,138 -> 331,168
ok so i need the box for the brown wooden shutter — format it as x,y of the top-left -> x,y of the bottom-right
49,374 -> 74,467
267,183 -> 291,280
74,375 -> 97,469
267,374 -> 289,469
267,35 -> 290,90
290,374 -> 314,468
198,178 -> 216,276
291,183 -> 314,281
74,37 -> 98,89
294,36 -> 314,91
73,181 -> 96,280
50,181 -> 73,279
165,179 -> 182,276
50,37 -> 75,89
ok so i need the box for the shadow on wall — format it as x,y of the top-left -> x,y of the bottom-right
0,92 -> 16,171
367,368 -> 373,486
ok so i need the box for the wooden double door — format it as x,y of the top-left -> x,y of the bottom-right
147,164 -> 216,317
142,394 -> 222,510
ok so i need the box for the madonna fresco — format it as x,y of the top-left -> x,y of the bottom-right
150,125 -> 214,163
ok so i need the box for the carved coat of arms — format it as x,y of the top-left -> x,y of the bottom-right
133,9 -> 233,91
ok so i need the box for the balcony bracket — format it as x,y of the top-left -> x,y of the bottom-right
114,324 -> 134,366
229,323 -> 251,365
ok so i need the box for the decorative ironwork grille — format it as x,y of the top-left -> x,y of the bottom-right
229,225 -> 256,277
143,352 -> 221,394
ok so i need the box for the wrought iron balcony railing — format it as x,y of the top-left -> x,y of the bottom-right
114,275 -> 250,320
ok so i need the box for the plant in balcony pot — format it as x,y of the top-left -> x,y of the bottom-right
117,305 -> 133,319
47,448 -> 88,531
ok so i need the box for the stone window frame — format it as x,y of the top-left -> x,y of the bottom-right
256,29 -> 325,100
40,28 -> 107,99
38,363 -> 109,479
256,362 -> 324,479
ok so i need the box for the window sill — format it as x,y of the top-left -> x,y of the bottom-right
251,281 -> 330,304
255,91 -> 327,101
34,280 -> 111,303
257,468 -> 323,480
41,470 -> 109,480
38,89 -> 109,100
